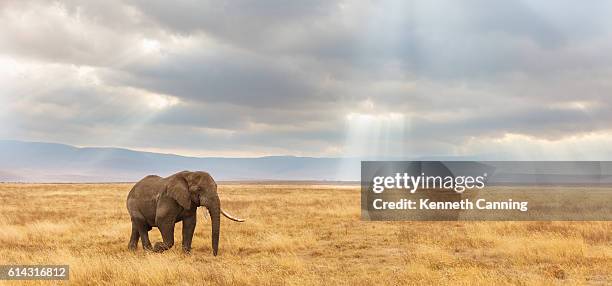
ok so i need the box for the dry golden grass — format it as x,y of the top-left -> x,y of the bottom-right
0,183 -> 610,285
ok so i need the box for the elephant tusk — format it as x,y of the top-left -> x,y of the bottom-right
221,209 -> 245,222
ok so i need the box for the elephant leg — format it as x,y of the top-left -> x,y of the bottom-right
136,222 -> 153,251
128,221 -> 140,251
154,221 -> 175,252
182,215 -> 197,253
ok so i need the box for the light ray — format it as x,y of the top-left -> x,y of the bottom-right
337,111 -> 407,180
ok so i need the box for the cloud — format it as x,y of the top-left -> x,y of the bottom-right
2,0 -> 612,158
109,45 -> 322,108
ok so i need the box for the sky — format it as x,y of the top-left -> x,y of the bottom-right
2,1 -> 612,159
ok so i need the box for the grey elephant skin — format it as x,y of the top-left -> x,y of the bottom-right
126,171 -> 244,255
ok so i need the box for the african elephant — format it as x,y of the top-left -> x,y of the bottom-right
126,171 -> 244,255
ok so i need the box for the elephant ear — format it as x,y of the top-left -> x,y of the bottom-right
167,173 -> 191,209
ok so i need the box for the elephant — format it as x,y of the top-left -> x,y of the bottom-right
126,171 -> 244,255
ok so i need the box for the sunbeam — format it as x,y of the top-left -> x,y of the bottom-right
337,111 -> 407,180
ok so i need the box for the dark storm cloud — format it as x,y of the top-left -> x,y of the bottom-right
2,0 -> 612,157
110,48 -> 322,108
409,103 -> 611,142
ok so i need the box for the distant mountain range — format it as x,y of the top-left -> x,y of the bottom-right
2,140 -> 610,184
0,140 -> 362,182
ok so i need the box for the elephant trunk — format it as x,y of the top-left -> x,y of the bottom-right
207,196 -> 221,256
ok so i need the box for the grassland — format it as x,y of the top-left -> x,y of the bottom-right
0,183 -> 610,285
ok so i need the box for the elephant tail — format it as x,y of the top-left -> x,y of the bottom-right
221,209 -> 245,222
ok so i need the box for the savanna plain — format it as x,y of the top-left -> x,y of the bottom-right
0,183 -> 610,285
